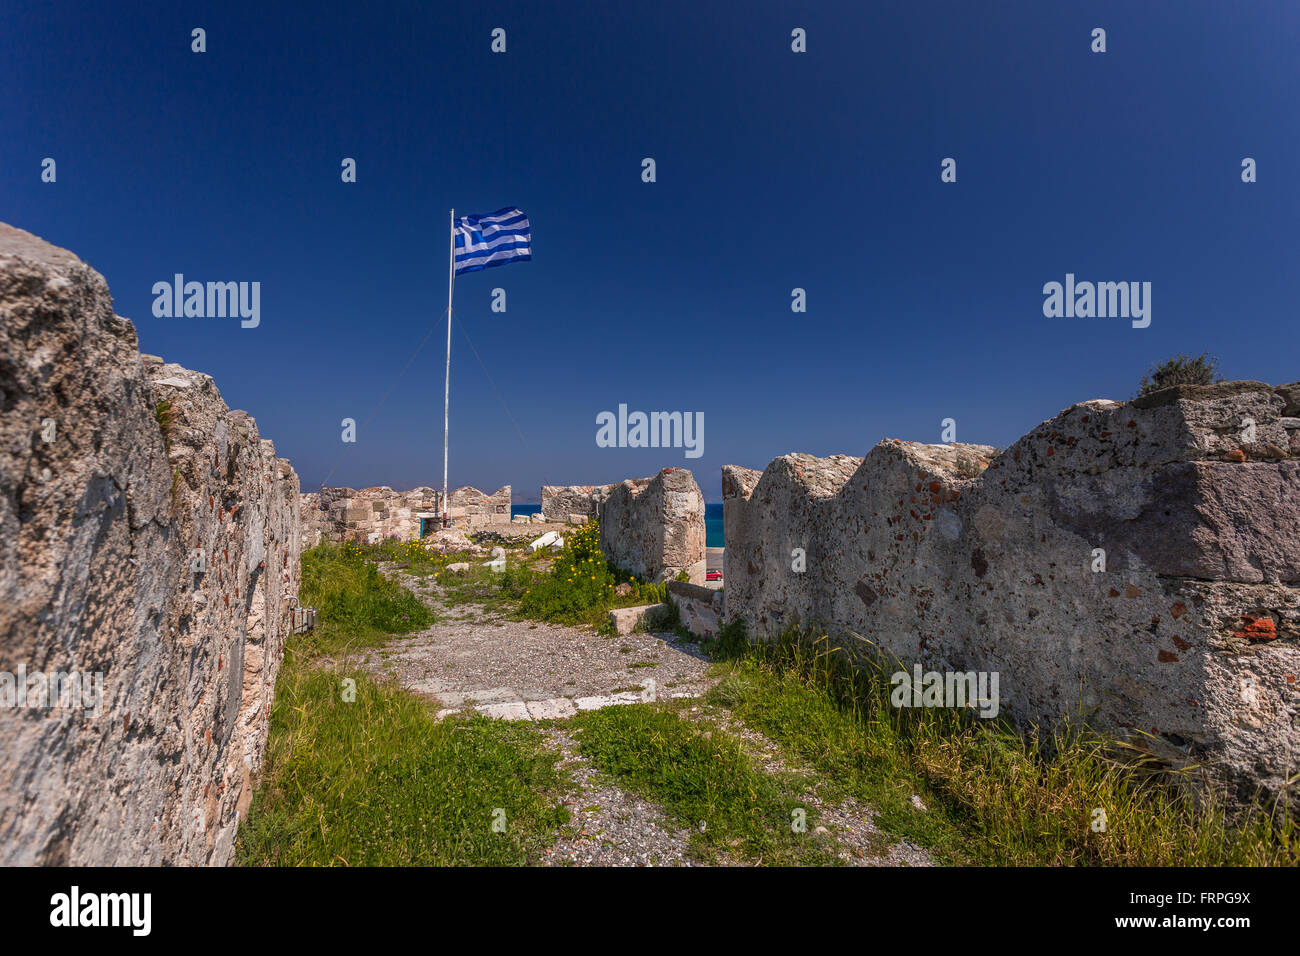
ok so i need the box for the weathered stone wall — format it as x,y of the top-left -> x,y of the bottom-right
723,383 -> 1300,807
302,483 -> 511,547
0,223 -> 301,865
301,485 -> 443,548
598,468 -> 706,582
449,484 -> 511,527
541,483 -> 615,521
667,579 -> 724,639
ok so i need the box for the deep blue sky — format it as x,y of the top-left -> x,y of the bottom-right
6,1 -> 1297,501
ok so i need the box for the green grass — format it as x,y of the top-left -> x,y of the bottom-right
236,542 -> 570,866
347,522 -> 671,631
236,658 -> 569,866
438,557 -> 533,616
357,537 -> 460,578
571,703 -> 840,865
301,543 -> 434,649
708,623 -> 1299,866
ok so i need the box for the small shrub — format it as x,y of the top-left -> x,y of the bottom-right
519,552 -> 616,621
1137,353 -> 1222,396
518,520 -> 621,622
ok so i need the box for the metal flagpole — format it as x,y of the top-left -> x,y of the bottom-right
442,208 -> 454,528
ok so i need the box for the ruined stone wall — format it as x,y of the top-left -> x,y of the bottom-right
723,383 -> 1300,807
302,483 -> 511,548
448,484 -> 511,527
598,468 -> 706,582
301,485 -> 443,548
541,483 -> 615,521
0,224 -> 301,865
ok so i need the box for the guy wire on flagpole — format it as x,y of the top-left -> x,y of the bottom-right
442,208 -> 455,528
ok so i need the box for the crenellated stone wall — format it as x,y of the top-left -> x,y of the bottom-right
598,468 -> 706,582
722,382 -> 1300,808
0,223 -> 301,865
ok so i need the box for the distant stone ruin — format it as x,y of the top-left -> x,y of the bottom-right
301,486 -> 441,548
302,483 -> 511,547
598,468 -> 706,582
448,484 -> 512,526
541,483 -> 616,521
723,382 -> 1300,808
0,224 -> 302,865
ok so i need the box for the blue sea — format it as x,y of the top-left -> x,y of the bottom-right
512,503 -> 725,547
705,503 -> 723,548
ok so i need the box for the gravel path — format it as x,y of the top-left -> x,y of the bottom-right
361,567 -> 716,720
539,726 -> 710,867
362,562 -> 932,867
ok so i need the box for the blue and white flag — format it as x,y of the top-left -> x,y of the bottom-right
453,207 -> 532,275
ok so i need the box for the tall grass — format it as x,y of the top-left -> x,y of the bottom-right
299,542 -> 433,652
709,622 -> 1298,866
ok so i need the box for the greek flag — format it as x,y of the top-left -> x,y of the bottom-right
453,207 -> 532,275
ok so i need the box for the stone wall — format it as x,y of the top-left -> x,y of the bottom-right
302,483 -> 511,548
449,484 -> 511,527
722,383 -> 1300,807
301,486 -> 443,549
598,468 -> 706,582
541,483 -> 615,521
667,580 -> 724,639
0,223 -> 301,865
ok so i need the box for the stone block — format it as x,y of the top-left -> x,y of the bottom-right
608,603 -> 673,636
529,531 -> 560,552
525,698 -> 578,720
667,580 -> 723,638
